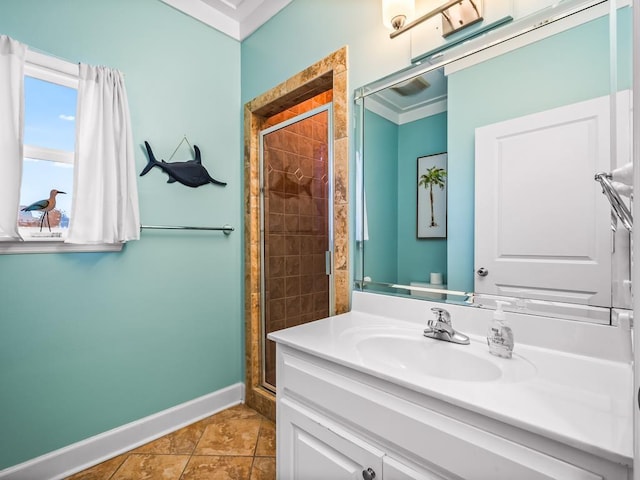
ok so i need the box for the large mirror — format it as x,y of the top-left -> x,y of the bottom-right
355,0 -> 633,324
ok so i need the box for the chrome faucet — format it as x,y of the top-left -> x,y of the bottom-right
424,307 -> 470,345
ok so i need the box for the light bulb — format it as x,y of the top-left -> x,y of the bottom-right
382,0 -> 415,30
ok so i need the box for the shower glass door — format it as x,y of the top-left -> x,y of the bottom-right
259,102 -> 334,391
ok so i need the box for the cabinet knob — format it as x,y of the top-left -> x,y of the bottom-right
476,267 -> 489,277
362,467 -> 376,480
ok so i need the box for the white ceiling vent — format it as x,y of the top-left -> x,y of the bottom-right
390,77 -> 431,97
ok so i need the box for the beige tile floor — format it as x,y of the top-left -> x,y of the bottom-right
65,404 -> 275,480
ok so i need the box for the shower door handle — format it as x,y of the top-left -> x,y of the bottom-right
325,251 -> 333,275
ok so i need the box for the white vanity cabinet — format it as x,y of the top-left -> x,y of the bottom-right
280,396 -> 445,480
275,344 -> 630,480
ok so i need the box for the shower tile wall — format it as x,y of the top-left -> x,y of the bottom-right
263,92 -> 332,387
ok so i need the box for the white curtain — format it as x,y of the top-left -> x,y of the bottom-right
66,64 -> 140,244
0,36 -> 27,240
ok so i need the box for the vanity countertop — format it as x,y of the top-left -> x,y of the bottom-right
268,293 -> 633,466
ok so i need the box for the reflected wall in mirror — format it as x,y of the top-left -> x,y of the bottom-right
361,66 -> 448,289
356,0 -> 633,322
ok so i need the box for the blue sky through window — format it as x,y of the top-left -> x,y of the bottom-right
23,76 -> 76,151
20,76 -> 77,218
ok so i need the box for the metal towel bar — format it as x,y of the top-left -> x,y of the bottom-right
140,224 -> 234,235
594,172 -> 633,232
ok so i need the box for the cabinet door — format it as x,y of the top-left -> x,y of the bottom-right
384,456 -> 452,480
278,398 -> 384,480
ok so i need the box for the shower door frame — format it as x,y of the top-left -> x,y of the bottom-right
243,46 -> 348,421
258,103 -> 335,392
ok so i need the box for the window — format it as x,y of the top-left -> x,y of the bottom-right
18,74 -> 77,240
1,51 -> 121,254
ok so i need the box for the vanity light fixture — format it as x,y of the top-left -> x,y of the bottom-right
385,0 -> 483,39
382,0 -> 415,30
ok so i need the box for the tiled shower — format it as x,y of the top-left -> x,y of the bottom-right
261,92 -> 333,388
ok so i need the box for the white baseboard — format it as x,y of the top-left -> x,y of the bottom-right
0,382 -> 245,480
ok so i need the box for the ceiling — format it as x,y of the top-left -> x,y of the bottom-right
160,0 -> 292,41
366,68 -> 448,125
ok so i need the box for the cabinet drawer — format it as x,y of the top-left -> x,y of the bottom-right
278,347 -> 604,480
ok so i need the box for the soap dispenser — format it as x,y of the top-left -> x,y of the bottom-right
487,301 -> 514,359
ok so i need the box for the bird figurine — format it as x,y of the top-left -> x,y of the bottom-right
21,189 -> 66,232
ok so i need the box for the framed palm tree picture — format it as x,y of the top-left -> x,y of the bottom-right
417,153 -> 447,238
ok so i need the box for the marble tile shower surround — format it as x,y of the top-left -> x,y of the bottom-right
244,46 -> 348,421
263,94 -> 331,387
65,404 -> 275,480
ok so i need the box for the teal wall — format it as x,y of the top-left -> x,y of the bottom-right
361,110 -> 447,286
0,0 -> 631,472
362,111 -> 398,282
0,0 -> 417,470
446,10 -> 632,292
242,0 -> 416,293
241,0 -> 414,106
397,112 -> 448,286
0,0 -> 242,470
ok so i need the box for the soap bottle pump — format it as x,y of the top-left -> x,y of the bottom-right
487,300 -> 514,359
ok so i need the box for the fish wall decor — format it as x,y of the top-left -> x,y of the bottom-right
140,141 -> 227,188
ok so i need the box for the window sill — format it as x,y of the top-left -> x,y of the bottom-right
0,240 -> 123,255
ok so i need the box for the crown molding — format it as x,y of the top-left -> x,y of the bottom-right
160,0 -> 292,41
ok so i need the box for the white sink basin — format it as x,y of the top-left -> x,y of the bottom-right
344,327 -> 536,383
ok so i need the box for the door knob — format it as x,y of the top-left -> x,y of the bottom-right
476,267 -> 489,277
362,467 -> 376,480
